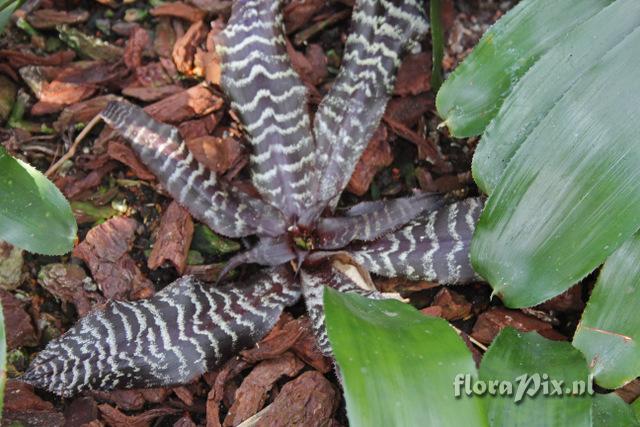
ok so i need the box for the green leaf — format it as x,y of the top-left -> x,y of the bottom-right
0,0 -> 19,34
632,398 -> 640,421
191,224 -> 240,256
435,0 -> 613,138
572,234 -> 640,389
324,288 -> 487,427
473,0 -> 640,195
592,394 -> 640,427
429,0 -> 444,91
0,306 -> 5,419
479,328 -> 592,427
470,19 -> 640,307
0,147 -> 77,255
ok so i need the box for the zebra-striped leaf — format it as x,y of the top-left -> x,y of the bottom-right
313,0 -> 429,209
100,101 -> 286,239
350,198 -> 483,284
22,267 -> 300,396
216,0 -> 316,221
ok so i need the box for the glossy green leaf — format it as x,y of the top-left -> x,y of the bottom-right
632,398 -> 640,421
572,234 -> 640,389
473,0 -> 640,195
480,328 -> 592,427
436,0 -> 613,137
324,288 -> 487,427
470,23 -> 640,307
0,0 -> 19,34
0,147 -> 77,255
592,394 -> 640,427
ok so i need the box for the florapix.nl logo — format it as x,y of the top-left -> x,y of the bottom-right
453,373 -> 595,403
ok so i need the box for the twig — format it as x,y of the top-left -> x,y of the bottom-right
452,325 -> 488,352
45,114 -> 102,178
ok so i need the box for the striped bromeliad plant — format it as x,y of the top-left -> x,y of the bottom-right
23,0 -> 483,396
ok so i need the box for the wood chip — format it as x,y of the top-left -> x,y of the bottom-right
148,201 -> 194,274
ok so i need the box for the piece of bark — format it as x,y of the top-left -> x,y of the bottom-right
54,95 -> 120,132
94,389 -> 146,411
240,318 -> 306,364
135,62 -> 174,87
98,404 -> 178,427
107,139 -> 156,180
290,318 -> 332,373
188,0 -> 231,14
173,20 -> 208,75
0,290 -> 37,349
27,9 -> 89,29
154,18 -> 177,58
122,84 -> 184,102
173,386 -> 195,406
62,161 -> 118,200
374,276 -> 438,293
245,371 -> 338,426
174,414 -> 198,427
287,41 -> 327,87
4,380 -> 55,412
178,112 -> 222,140
224,352 -> 304,426
537,284 -> 585,312
471,307 -> 566,345
0,49 -> 76,68
73,216 -> 154,300
38,263 -> 104,317
141,387 -> 171,404
616,378 -> 640,403
283,0 -> 327,33
384,93 -> 434,128
124,27 -> 151,70
347,125 -> 393,196
207,358 -> 249,427
151,2 -> 206,22
394,52 -> 432,96
144,84 -> 223,123
431,288 -> 472,321
185,135 -> 243,175
65,396 -> 99,427
148,201 -> 194,274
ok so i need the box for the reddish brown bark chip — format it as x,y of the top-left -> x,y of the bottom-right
384,93 -> 434,128
135,62 -> 175,87
94,389 -> 146,411
207,358 -> 250,427
73,216 -> 154,300
283,0 -> 326,33
471,307 -> 566,346
122,84 -> 184,102
537,284 -> 585,312
178,112 -> 221,140
185,136 -> 243,175
27,9 -> 89,29
347,125 -> 393,196
65,396 -> 99,427
38,263 -> 104,317
54,95 -> 119,132
174,414 -> 198,427
107,139 -> 156,180
141,387 -> 171,404
248,371 -> 339,426
224,352 -> 305,426
148,201 -> 194,274
0,49 -> 76,68
431,288 -> 473,321
394,52 -> 432,96
290,318 -> 332,373
144,84 -> 223,123
173,386 -> 195,406
173,21 -> 208,75
0,290 -> 37,349
124,27 -> 151,70
5,380 -> 55,412
98,404 -> 178,427
151,2 -> 206,22
62,161 -> 118,200
240,317 -> 306,363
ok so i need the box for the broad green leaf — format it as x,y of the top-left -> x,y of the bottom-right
324,288 -> 487,427
0,306 -> 5,419
572,234 -> 640,389
480,328 -> 592,427
632,398 -> 640,421
435,0 -> 613,137
592,394 -> 640,427
470,25 -> 640,307
472,0 -> 640,195
0,147 -> 77,255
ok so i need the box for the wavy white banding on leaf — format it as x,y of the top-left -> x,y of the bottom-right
22,267 -> 301,396
217,0 -> 317,221
350,198 -> 484,284
100,101 -> 286,238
